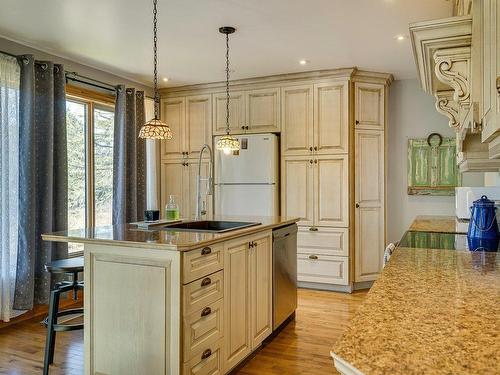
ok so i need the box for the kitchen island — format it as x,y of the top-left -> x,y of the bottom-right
331,216 -> 499,375
43,216 -> 299,375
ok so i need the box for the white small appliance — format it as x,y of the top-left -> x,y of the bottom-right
455,187 -> 500,219
214,133 -> 279,217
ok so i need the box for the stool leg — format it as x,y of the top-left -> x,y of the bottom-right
43,288 -> 60,375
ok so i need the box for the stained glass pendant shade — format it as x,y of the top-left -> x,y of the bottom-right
138,0 -> 173,140
216,26 -> 240,154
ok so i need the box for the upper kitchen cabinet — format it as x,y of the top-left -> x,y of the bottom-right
213,87 -> 279,135
185,95 -> 212,158
354,82 -> 385,130
281,80 -> 349,156
160,97 -> 186,160
410,9 -> 500,170
245,88 -> 280,133
314,81 -> 349,154
281,85 -> 314,156
160,94 -> 212,160
213,91 -> 245,134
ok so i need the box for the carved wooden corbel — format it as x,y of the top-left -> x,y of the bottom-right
433,47 -> 471,106
434,90 -> 459,129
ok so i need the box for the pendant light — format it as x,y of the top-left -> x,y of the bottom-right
139,0 -> 173,140
216,26 -> 240,155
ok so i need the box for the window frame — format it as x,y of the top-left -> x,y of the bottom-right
66,85 -> 115,231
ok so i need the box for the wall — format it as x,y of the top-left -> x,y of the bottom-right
0,36 -> 152,95
387,79 -> 483,243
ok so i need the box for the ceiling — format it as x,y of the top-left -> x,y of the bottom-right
0,0 -> 452,87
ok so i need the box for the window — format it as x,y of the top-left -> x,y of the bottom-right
66,87 -> 115,253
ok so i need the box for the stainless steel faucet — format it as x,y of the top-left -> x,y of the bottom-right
195,144 -> 213,220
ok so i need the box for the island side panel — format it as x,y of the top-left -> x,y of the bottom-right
83,244 -> 181,375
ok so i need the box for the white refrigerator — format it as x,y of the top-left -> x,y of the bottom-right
214,133 -> 279,217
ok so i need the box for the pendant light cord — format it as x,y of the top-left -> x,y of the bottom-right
225,32 -> 230,135
153,0 -> 159,119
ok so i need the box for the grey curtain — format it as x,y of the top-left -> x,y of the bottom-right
14,55 -> 68,310
112,86 -> 146,224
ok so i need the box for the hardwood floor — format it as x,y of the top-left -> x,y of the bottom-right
0,288 -> 367,375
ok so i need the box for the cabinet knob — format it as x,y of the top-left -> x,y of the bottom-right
249,242 -> 254,248
201,277 -> 211,287
314,146 -> 318,151
355,120 -> 360,125
355,203 -> 360,208
314,159 -> 318,164
309,146 -> 313,152
185,162 -> 189,166
201,348 -> 212,360
309,159 -> 313,164
245,126 -> 249,130
241,126 -> 245,130
309,255 -> 318,260
201,307 -> 212,317
309,227 -> 318,232
201,247 -> 212,255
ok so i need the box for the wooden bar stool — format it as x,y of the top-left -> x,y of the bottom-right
43,257 -> 84,375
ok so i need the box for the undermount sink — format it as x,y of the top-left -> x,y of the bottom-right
162,220 -> 261,233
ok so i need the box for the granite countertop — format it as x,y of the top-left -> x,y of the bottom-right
331,215 -> 499,375
409,215 -> 467,234
41,215 -> 299,251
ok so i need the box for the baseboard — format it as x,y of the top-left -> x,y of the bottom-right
353,281 -> 374,290
298,281 -> 353,293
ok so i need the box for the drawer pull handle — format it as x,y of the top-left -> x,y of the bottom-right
201,307 -> 212,317
309,255 -> 318,260
309,227 -> 318,232
201,247 -> 212,255
201,277 -> 211,287
201,348 -> 212,360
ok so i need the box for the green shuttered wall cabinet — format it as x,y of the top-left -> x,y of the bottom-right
407,136 -> 459,196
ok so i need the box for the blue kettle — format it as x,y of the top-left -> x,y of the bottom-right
467,195 -> 499,252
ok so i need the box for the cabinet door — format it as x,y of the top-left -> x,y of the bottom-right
160,161 -> 189,219
213,91 -> 245,135
355,130 -> 385,282
188,159 -> 213,220
314,155 -> 349,227
249,233 -> 272,348
160,97 -> 186,159
354,82 -> 385,130
478,0 -> 499,142
281,85 -> 314,156
281,157 -> 314,227
245,88 -> 280,133
223,238 -> 251,372
314,81 -> 349,154
186,95 -> 212,158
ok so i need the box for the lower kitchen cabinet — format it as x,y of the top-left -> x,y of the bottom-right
297,253 -> 349,285
183,338 -> 224,375
223,232 -> 272,372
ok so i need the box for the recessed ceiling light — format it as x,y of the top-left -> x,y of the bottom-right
394,35 -> 406,41
163,77 -> 169,82
299,59 -> 309,65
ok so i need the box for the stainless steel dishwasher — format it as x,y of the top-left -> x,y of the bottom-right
272,224 -> 298,330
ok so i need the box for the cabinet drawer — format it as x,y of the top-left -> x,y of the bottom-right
298,227 -> 348,256
183,299 -> 224,361
183,270 -> 224,316
297,254 -> 349,285
183,243 -> 224,284
183,338 -> 224,375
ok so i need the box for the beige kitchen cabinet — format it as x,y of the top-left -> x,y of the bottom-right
354,82 -> 385,130
314,155 -> 349,227
354,129 -> 385,282
281,156 -> 314,227
314,81 -> 349,155
281,81 -> 349,156
160,159 -> 212,220
213,91 -> 246,135
223,232 -> 272,373
282,155 -> 348,228
281,85 -> 314,156
161,97 -> 186,160
160,95 -> 212,160
245,88 -> 280,133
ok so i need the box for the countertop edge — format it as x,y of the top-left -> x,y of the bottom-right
330,352 -> 365,375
